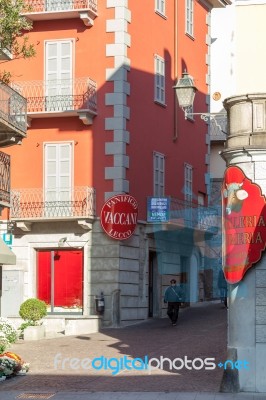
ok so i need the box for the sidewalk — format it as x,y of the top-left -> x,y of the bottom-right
1,302 -> 260,399
0,391 -> 265,400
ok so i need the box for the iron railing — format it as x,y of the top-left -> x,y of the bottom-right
0,82 -> 27,134
10,186 -> 96,219
23,0 -> 97,13
0,152 -> 10,207
12,78 -> 97,114
170,198 -> 218,232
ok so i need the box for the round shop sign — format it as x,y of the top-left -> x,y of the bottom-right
100,194 -> 138,240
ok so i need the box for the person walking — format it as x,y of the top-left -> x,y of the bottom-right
164,279 -> 183,326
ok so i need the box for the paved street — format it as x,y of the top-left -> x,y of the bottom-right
2,302 -> 262,399
1,301 -> 228,393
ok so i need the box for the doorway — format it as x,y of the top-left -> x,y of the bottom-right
37,249 -> 83,314
148,251 -> 159,317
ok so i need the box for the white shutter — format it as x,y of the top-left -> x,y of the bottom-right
45,144 -> 58,202
45,41 -> 72,111
44,143 -> 72,215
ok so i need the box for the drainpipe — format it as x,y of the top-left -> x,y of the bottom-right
173,0 -> 178,142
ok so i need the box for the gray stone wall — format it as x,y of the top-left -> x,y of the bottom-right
222,94 -> 266,392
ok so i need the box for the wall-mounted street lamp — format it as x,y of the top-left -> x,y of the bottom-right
173,71 -> 227,131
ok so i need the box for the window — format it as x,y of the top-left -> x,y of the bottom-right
45,40 -> 73,111
198,192 -> 205,206
154,55 -> 165,105
184,163 -> 193,203
154,152 -> 165,196
185,0 -> 194,37
155,0 -> 165,16
44,142 -> 73,217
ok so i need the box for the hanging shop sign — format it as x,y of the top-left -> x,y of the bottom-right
222,166 -> 266,284
100,194 -> 138,240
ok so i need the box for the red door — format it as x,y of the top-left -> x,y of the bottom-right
37,249 -> 83,313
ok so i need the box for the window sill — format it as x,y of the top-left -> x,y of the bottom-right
185,32 -> 195,41
154,100 -> 167,108
155,10 -> 167,20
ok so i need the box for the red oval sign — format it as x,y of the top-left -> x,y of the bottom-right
100,194 -> 138,240
222,166 -> 266,284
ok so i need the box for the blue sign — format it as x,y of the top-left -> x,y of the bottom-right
147,197 -> 170,222
2,233 -> 13,247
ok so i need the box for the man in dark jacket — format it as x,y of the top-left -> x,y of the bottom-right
164,279 -> 183,326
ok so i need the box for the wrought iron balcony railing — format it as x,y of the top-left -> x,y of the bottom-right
0,82 -> 27,144
24,0 -> 97,13
170,198 -> 218,232
10,186 -> 96,220
12,78 -> 97,124
0,152 -> 11,208
23,0 -> 98,25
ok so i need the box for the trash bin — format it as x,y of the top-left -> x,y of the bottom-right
95,292 -> 105,315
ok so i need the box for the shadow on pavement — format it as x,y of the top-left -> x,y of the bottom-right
2,302 -> 227,392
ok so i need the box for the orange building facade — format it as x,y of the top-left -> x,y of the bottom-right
0,0 -> 228,331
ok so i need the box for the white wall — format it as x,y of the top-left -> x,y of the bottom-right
235,3 -> 266,94
210,1 -> 236,113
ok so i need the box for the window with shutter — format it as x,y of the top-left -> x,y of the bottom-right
153,152 -> 165,197
155,0 -> 165,16
45,41 -> 73,111
154,55 -> 165,105
44,142 -> 73,217
185,0 -> 194,37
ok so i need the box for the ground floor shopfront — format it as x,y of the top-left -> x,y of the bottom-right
0,219 -> 219,333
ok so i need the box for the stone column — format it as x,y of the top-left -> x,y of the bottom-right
221,93 -> 266,392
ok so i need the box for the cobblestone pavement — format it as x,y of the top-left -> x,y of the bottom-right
1,302 -> 228,393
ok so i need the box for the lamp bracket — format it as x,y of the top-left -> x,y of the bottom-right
184,110 -> 227,134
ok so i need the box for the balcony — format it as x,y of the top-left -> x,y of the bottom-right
12,78 -> 97,125
23,0 -> 98,26
0,152 -> 10,209
0,82 -> 27,146
10,186 -> 96,230
169,198 -> 218,233
147,197 -> 218,236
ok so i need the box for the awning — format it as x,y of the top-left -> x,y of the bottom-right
0,237 -> 16,265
